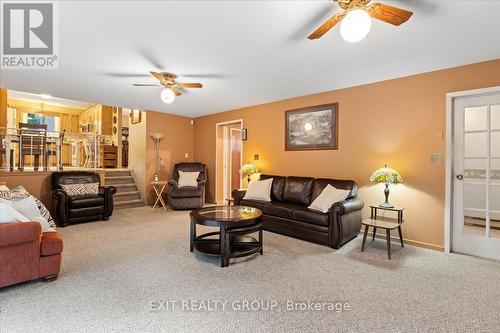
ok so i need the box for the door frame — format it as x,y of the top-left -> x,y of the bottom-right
445,86 -> 500,254
215,119 -> 243,204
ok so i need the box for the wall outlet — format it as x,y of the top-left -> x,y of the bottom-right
254,154 -> 259,161
435,131 -> 443,140
185,153 -> 189,158
159,158 -> 164,166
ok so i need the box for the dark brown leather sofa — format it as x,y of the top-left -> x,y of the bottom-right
51,171 -> 116,227
232,174 -> 364,249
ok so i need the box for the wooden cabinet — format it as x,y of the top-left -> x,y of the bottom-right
101,145 -> 117,168
78,104 -> 113,136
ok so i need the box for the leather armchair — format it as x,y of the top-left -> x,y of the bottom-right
51,171 -> 117,227
168,162 -> 206,210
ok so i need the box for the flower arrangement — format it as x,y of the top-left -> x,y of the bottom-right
240,163 -> 258,183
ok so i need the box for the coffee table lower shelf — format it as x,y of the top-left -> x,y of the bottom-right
193,233 -> 261,258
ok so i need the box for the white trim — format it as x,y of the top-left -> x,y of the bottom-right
445,85 -> 500,254
215,119 -> 243,204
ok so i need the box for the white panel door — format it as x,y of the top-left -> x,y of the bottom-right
453,93 -> 500,260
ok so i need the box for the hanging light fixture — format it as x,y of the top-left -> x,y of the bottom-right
160,88 -> 175,104
340,8 -> 372,43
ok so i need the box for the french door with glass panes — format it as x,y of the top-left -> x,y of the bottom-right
453,93 -> 500,260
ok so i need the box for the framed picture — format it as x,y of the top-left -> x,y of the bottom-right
285,103 -> 338,151
131,110 -> 142,124
241,128 -> 248,141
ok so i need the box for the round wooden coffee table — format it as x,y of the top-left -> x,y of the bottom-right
190,206 -> 263,267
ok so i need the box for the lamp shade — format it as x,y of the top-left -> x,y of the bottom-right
239,163 -> 258,175
150,132 -> 164,140
370,165 -> 403,184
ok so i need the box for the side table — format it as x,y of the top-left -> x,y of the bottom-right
151,180 -> 168,211
361,206 -> 404,259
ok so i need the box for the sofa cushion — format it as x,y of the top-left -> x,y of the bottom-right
170,187 -> 202,198
283,176 -> 314,205
259,174 -> 286,201
292,208 -> 330,227
240,199 -> 268,212
69,195 -> 104,209
264,202 -> 304,219
312,178 -> 357,201
41,231 -> 63,256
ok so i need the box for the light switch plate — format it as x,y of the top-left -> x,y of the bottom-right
431,154 -> 443,163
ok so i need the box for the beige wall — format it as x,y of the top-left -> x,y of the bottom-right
144,110 -> 194,205
128,111 -> 148,199
193,58 -> 500,250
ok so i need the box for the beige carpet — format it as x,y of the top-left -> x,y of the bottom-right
1,206 -> 500,333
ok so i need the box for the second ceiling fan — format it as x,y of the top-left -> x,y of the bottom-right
308,0 -> 413,42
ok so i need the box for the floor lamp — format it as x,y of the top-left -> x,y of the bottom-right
150,133 -> 164,182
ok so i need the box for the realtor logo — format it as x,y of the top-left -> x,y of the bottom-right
1,1 -> 58,69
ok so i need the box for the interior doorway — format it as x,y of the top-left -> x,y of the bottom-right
215,120 -> 243,204
446,86 -> 500,260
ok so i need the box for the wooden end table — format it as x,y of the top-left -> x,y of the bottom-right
361,206 -> 404,259
151,180 -> 168,211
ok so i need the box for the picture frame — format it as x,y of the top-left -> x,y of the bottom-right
241,128 -> 248,141
131,109 -> 142,124
285,103 -> 338,151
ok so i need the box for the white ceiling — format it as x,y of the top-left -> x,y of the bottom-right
8,90 -> 92,109
1,0 -> 500,117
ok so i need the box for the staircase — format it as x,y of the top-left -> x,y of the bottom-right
104,169 -> 145,209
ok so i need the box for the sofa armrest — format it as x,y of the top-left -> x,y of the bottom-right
0,222 -> 41,247
197,179 -> 206,188
231,189 -> 246,205
53,188 -> 68,200
330,197 -> 364,215
99,185 -> 117,197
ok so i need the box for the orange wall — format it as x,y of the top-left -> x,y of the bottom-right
144,110 -> 194,204
193,58 -> 500,250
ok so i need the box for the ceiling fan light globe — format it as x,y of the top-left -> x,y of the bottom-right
161,88 -> 176,104
340,9 -> 372,43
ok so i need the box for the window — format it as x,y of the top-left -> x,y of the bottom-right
25,113 -> 60,132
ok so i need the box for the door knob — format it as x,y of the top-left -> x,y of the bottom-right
456,174 -> 463,180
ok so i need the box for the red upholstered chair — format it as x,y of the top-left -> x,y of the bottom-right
0,222 -> 63,288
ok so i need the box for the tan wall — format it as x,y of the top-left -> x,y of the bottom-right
193,58 -> 500,250
0,88 -> 7,127
128,111 -> 148,199
144,110 -> 194,205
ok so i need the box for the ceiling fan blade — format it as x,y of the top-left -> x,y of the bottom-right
132,83 -> 161,86
367,3 -> 413,26
171,87 -> 182,96
178,83 -> 203,88
307,12 -> 345,40
149,71 -> 164,81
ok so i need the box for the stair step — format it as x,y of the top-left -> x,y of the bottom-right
114,191 -> 141,202
114,198 -> 145,208
105,176 -> 134,185
105,170 -> 131,177
112,184 -> 138,192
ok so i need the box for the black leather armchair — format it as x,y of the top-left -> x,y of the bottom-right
168,162 -> 206,210
51,171 -> 117,227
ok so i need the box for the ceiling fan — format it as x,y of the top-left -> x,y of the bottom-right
133,71 -> 203,104
308,0 -> 413,42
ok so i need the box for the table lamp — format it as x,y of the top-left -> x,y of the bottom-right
239,163 -> 258,184
150,132 -> 164,182
370,165 -> 403,208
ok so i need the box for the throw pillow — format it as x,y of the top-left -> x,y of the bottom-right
308,184 -> 350,213
0,186 -> 56,228
9,197 -> 56,232
243,178 -> 273,202
178,171 -> 200,187
61,182 -> 99,196
0,185 -> 9,191
0,202 -> 30,224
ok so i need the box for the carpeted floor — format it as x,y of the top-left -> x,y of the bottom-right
1,207 -> 500,333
